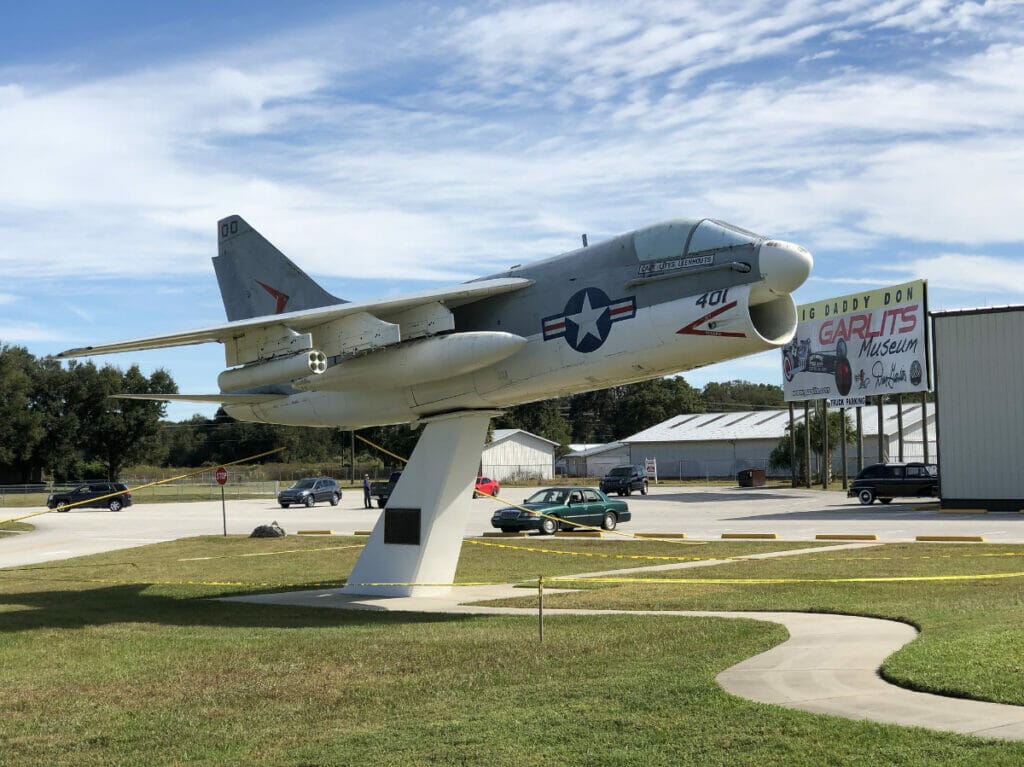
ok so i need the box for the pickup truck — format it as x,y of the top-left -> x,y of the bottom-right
848,462 -> 939,505
370,471 -> 402,508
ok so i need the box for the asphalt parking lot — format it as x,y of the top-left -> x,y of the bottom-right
3,484 -> 1022,569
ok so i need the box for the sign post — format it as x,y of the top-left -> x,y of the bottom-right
215,466 -> 228,536
644,458 -> 658,484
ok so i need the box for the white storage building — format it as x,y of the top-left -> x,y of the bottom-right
481,429 -> 559,482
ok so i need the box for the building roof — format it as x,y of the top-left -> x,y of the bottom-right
564,441 -> 628,458
488,428 -> 561,448
931,304 -> 1024,318
623,404 -> 933,443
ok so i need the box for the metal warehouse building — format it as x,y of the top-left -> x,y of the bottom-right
933,305 -> 1024,511
562,442 -> 630,477
618,405 -> 936,479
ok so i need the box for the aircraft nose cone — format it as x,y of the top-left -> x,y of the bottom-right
758,240 -> 813,296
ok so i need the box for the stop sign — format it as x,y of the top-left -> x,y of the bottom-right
215,466 -> 228,486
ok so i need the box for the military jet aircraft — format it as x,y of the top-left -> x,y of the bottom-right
58,215 -> 812,429
59,214 -> 812,595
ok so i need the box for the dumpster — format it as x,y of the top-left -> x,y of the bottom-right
737,468 -> 766,487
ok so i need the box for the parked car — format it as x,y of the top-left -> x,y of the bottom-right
599,465 -> 649,496
848,462 -> 939,505
47,482 -> 133,512
474,476 -> 500,497
491,486 -> 630,534
278,477 -> 341,508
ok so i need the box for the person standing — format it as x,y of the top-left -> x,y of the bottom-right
363,474 -> 372,508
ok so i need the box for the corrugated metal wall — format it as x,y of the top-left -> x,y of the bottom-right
564,445 -> 631,477
625,440 -> 775,478
934,308 -> 1024,506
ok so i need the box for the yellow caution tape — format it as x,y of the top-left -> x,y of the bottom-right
469,538 -> 1024,565
177,544 -> 365,561
0,574 -> 347,588
0,573 -> 511,589
549,571 -> 1024,585
8,564 -> 1024,590
339,581 -> 515,588
0,446 -> 287,524
355,434 -> 409,465
774,550 -> 1024,563
466,538 -> 729,563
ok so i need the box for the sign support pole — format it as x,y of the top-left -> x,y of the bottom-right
821,400 -> 829,489
877,397 -> 885,462
788,403 -> 796,488
803,402 -> 811,488
538,576 -> 544,643
215,466 -> 228,536
856,406 -> 864,473
921,392 -> 930,464
897,394 -> 906,461
840,407 -> 848,489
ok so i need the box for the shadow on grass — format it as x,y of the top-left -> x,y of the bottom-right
0,583 -> 474,634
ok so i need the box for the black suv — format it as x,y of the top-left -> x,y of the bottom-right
848,462 -> 939,505
48,482 -> 133,512
599,465 -> 649,496
278,477 -> 341,508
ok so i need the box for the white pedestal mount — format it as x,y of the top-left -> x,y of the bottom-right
342,410 -> 500,597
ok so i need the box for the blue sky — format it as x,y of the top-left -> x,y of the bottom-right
2,0 -> 1023,421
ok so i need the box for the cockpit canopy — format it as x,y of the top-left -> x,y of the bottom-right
633,219 -> 760,264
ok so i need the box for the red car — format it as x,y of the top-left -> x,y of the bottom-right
474,476 -> 500,497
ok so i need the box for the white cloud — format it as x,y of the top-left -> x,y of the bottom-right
0,323 -> 67,344
879,253 -> 1024,294
0,0 -> 1022,292
3,0 -> 1023,408
799,49 -> 839,63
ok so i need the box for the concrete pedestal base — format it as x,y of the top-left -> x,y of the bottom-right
342,410 -> 499,597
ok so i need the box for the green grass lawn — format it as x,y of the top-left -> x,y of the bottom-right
506,542 -> 1024,706
0,520 -> 33,536
2,536 -> 1024,765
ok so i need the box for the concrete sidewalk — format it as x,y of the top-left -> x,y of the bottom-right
226,578 -> 1024,741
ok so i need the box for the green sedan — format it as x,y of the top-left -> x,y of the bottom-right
490,486 -> 631,535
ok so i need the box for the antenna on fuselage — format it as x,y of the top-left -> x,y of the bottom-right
581,233 -> 588,247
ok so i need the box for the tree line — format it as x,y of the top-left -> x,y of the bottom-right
156,378 -> 786,471
0,344 -> 176,482
0,342 -> 785,481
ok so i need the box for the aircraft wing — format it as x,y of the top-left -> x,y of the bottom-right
111,393 -> 283,405
57,277 -> 532,358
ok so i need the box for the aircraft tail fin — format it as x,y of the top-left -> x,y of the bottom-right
213,215 -> 346,321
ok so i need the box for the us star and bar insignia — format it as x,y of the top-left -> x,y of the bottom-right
543,287 -> 637,353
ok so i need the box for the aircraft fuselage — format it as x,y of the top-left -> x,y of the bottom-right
228,219 -> 810,428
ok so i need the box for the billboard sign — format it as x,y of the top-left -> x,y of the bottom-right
782,280 -> 928,407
